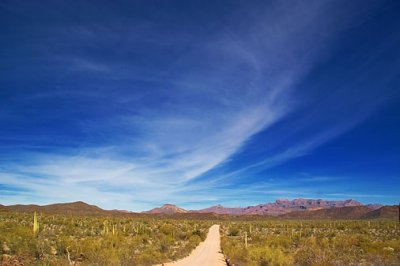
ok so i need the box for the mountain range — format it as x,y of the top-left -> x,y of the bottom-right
144,199 -> 383,216
1,199 -> 398,220
0,201 -> 110,215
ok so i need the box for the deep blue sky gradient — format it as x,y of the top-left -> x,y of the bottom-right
0,0 -> 399,210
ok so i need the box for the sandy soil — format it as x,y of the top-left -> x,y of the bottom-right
157,224 -> 226,266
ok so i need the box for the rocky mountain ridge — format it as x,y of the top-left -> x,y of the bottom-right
193,198 -> 380,216
1,199 -> 394,219
142,198 -> 385,216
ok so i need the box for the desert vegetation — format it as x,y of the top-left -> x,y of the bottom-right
221,220 -> 400,266
0,212 -> 210,265
1,210 -> 399,266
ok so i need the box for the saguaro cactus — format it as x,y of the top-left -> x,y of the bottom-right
103,221 -> 109,235
33,211 -> 39,235
244,231 -> 248,248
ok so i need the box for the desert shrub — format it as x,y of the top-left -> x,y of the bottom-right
221,220 -> 399,266
0,212 -> 211,265
228,226 -> 240,236
249,245 -> 293,266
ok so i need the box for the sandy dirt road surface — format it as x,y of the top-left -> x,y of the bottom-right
157,224 -> 226,266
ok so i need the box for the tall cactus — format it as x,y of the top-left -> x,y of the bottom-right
103,220 -> 109,235
33,211 -> 39,235
244,231 -> 248,248
134,225 -> 138,235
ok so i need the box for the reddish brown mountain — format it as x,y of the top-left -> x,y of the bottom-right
196,199 -> 364,216
2,201 -> 108,215
143,204 -> 188,214
279,206 -> 372,219
0,204 -> 8,212
362,205 -> 399,219
195,204 -> 243,215
366,204 -> 384,210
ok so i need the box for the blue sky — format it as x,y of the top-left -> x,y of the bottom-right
0,0 -> 399,211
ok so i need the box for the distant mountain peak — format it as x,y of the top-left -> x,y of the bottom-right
143,204 -> 187,214
162,203 -> 177,207
0,201 -> 107,215
210,204 -> 225,208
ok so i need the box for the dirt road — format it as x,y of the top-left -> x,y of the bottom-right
158,224 -> 226,266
